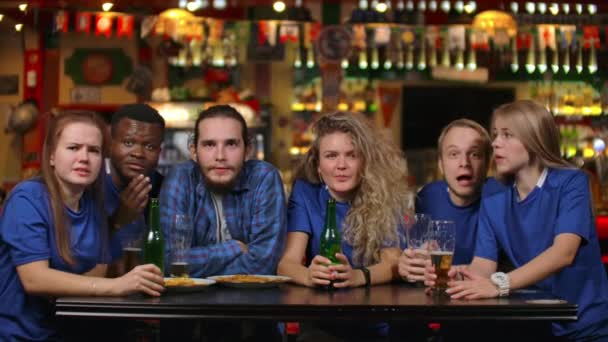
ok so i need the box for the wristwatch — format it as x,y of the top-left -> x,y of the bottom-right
490,272 -> 510,297
358,267 -> 371,288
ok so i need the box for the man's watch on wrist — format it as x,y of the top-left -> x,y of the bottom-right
490,272 -> 510,297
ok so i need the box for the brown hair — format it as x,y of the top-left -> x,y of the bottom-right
437,118 -> 492,167
491,100 -> 571,172
295,112 -> 411,265
41,110 -> 108,265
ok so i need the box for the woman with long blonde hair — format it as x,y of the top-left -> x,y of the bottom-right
278,111 -> 411,340
0,111 -> 164,341
431,100 -> 608,340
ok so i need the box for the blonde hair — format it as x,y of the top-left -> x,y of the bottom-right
41,110 -> 108,265
295,112 -> 411,265
491,100 -> 572,172
437,118 -> 492,166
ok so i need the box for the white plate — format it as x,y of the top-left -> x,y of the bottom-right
207,275 -> 291,288
163,277 -> 216,293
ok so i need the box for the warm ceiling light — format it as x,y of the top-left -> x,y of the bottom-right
15,23 -> 23,31
213,0 -> 227,9
273,1 -> 286,12
18,3 -> 27,11
525,2 -> 535,14
0,14 -> 4,22
510,2 -> 519,13
562,3 -> 570,14
102,2 -> 113,11
588,4 -> 597,15
186,1 -> 199,11
464,1 -> 476,14
537,2 -> 546,14
549,3 -> 559,15
440,1 -> 450,13
376,2 -> 388,12
429,0 -> 438,11
472,11 -> 517,38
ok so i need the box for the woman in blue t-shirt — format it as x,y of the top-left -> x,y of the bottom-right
277,111 -> 411,340
0,111 -> 165,341
429,100 -> 608,340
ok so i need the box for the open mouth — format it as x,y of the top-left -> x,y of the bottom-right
456,175 -> 474,185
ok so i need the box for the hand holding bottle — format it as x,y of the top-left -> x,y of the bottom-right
113,264 -> 165,297
308,255 -> 334,286
327,253 -> 362,288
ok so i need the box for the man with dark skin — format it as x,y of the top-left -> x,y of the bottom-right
105,104 -> 165,274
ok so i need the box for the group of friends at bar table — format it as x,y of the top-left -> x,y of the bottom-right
0,100 -> 606,341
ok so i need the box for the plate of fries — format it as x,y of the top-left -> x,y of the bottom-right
207,274 -> 291,288
163,277 -> 216,293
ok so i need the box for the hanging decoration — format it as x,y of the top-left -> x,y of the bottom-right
95,13 -> 113,38
76,12 -> 92,34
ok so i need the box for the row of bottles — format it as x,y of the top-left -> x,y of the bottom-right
530,81 -> 604,116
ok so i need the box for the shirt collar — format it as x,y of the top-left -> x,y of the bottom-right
536,167 -> 548,188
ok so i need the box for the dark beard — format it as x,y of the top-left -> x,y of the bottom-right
202,172 -> 237,194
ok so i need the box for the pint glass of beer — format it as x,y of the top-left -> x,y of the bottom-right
403,213 -> 432,286
170,214 -> 193,278
428,220 -> 456,295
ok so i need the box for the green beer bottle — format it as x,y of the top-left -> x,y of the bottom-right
144,198 -> 164,275
319,198 -> 340,265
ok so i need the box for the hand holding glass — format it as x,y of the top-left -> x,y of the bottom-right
170,214 -> 194,278
428,220 -> 456,295
403,213 -> 432,285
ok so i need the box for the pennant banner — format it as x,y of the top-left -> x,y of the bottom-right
378,85 -> 401,128
117,15 -> 134,38
76,12 -> 92,34
95,14 -> 113,38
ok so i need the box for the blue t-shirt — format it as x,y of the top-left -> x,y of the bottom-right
0,179 -> 108,341
415,178 -> 505,265
104,169 -> 163,260
475,168 -> 608,339
287,180 -> 398,338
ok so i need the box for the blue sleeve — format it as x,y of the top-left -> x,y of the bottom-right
219,169 -> 287,275
159,164 -> 241,276
287,181 -> 313,234
0,191 -> 50,266
554,172 -> 594,242
473,199 -> 499,262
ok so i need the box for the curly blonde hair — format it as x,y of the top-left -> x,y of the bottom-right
295,112 -> 411,266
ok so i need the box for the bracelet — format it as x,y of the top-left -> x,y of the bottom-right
358,267 -> 371,288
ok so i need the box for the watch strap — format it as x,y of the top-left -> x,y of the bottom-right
358,267 -> 371,288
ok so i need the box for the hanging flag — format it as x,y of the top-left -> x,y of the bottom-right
279,22 -> 299,44
583,26 -> 600,49
208,19 -> 224,45
140,16 -> 157,39
378,86 -> 401,128
304,22 -> 321,47
266,21 -> 278,46
426,26 -> 441,49
558,25 -> 576,50
374,26 -> 391,45
95,13 -> 113,38
493,29 -> 510,49
470,28 -> 489,50
516,28 -> 532,49
54,10 -> 68,33
537,25 -> 556,50
401,27 -> 416,46
448,25 -> 466,51
352,24 -> 366,49
257,21 -> 269,45
76,12 -> 92,34
117,15 -> 134,38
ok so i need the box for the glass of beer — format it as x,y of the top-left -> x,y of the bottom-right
428,220 -> 456,295
122,227 -> 145,274
403,213 -> 432,286
170,214 -> 193,278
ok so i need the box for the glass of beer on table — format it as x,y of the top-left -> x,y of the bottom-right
122,227 -> 145,274
403,213 -> 432,286
170,214 -> 193,278
428,220 -> 456,295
